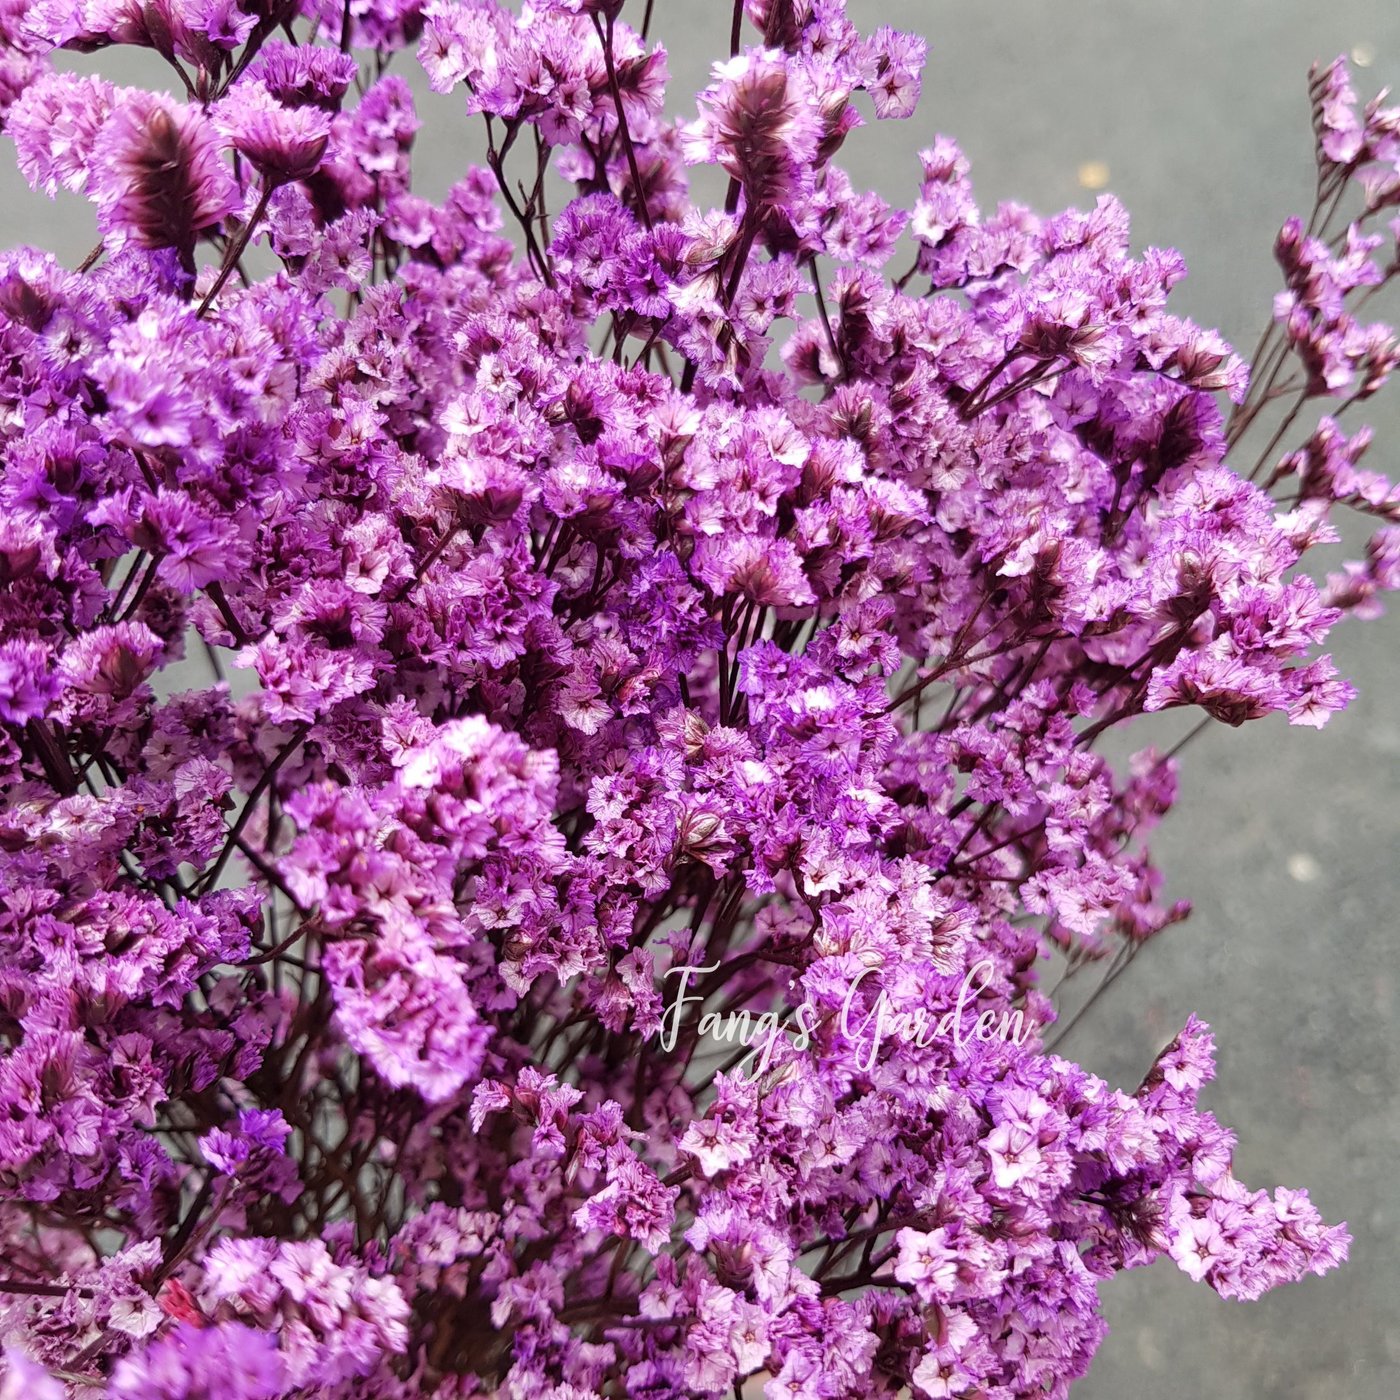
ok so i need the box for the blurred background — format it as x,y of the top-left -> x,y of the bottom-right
3,2 -> 1398,1395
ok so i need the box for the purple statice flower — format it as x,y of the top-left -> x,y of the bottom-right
864,24 -> 927,121
684,49 -> 824,213
0,9 -> 1393,1400
24,0 -> 249,61
0,637 -> 59,724
199,1107 -> 300,1205
245,40 -> 359,111
0,1349 -> 64,1400
306,0 -> 427,55
0,3 -> 45,119
200,1237 -> 410,1387
215,80 -> 333,187
89,90 -> 238,267
7,71 -> 115,197
200,1108 -> 292,1176
109,1322 -> 287,1400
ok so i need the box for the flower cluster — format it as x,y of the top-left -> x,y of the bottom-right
1,5 -> 1395,1399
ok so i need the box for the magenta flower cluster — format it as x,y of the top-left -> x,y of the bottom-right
1,3 -> 1397,1397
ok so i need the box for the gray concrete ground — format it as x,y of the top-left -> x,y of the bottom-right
3,3 -> 1398,1395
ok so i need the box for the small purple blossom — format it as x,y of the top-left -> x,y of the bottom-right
215,81 -> 332,185
109,1323 -> 287,1400
90,91 -> 238,267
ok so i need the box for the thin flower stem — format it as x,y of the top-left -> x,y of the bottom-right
723,217 -> 759,309
205,579 -> 251,645
596,15 -> 653,231
103,548 -> 149,621
486,117 -> 555,287
807,254 -> 844,379
117,552 -> 163,622
1044,942 -> 1138,1054
1228,334 -> 1293,449
966,359 -> 1064,418
152,1176 -> 231,1289
27,720 -> 79,795
197,182 -> 274,319
0,1280 -> 95,1298
957,350 -> 1019,417
198,725 -> 309,895
1248,391 -> 1308,482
